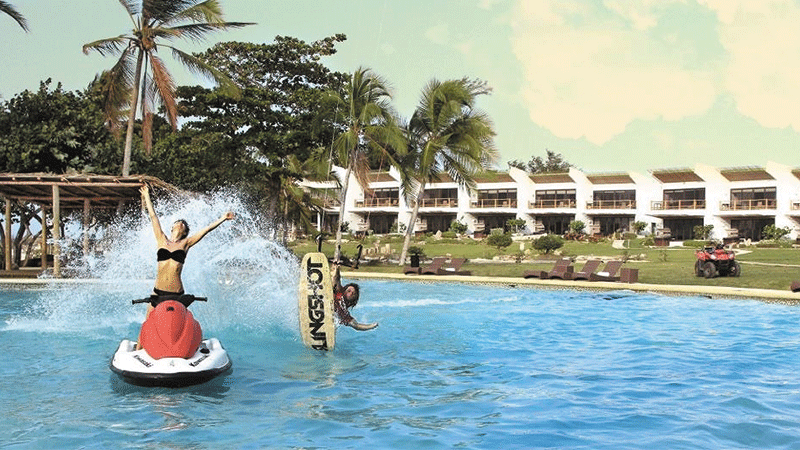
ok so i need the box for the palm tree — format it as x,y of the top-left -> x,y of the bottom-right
319,67 -> 405,260
0,1 -> 28,31
397,78 -> 498,266
83,0 -> 253,176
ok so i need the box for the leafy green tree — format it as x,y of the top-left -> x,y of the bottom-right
397,78 -> 497,265
161,36 -> 348,234
0,1 -> 27,31
0,79 -> 118,174
82,0 -> 253,176
318,67 -> 405,260
508,149 -> 571,174
762,224 -> 792,241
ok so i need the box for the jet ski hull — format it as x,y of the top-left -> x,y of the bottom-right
110,338 -> 232,388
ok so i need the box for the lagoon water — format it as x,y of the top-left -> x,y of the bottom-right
4,281 -> 800,449
3,193 -> 800,448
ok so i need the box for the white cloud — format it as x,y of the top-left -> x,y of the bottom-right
510,0 -> 800,144
700,0 -> 800,130
511,0 -> 716,145
425,22 -> 450,45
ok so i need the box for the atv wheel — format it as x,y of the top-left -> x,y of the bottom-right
694,260 -> 704,277
729,261 -> 741,277
702,261 -> 716,279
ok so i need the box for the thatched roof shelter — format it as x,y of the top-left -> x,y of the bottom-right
0,173 -> 177,276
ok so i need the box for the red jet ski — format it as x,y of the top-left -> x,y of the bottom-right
110,294 -> 232,387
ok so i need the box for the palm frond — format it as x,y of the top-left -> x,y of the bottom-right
167,46 -> 240,98
142,0 -> 195,24
167,0 -> 223,24
147,53 -> 178,129
0,0 -> 28,31
116,0 -> 139,17
82,36 -> 131,56
166,21 -> 253,42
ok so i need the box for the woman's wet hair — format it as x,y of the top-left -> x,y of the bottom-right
343,283 -> 360,308
174,219 -> 189,239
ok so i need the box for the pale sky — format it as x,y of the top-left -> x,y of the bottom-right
2,0 -> 800,173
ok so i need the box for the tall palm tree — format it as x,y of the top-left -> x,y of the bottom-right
83,0 -> 253,176
397,78 -> 498,266
0,1 -> 28,31
319,67 -> 405,260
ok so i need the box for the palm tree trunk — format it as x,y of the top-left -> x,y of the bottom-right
334,161 -> 353,262
122,50 -> 145,177
398,180 -> 426,266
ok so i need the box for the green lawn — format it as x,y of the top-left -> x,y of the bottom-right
288,237 -> 800,291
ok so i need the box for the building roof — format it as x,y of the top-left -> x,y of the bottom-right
367,171 -> 397,183
0,173 -> 176,209
474,172 -> 515,183
528,172 -> 574,184
650,169 -> 704,183
719,167 -> 774,182
586,173 -> 634,184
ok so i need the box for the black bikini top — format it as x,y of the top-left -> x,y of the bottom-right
157,248 -> 186,264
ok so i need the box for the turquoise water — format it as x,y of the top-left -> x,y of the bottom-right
3,280 -> 800,449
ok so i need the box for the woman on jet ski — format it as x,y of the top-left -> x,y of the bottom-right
140,184 -> 234,309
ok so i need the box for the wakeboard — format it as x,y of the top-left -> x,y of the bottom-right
298,252 -> 336,351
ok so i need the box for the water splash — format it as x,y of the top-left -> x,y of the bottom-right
13,188 -> 300,336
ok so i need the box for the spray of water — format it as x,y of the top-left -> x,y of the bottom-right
12,188 -> 301,336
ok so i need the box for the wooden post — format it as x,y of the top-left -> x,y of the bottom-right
4,197 -> 10,271
40,205 -> 48,271
83,198 -> 91,256
52,185 -> 61,278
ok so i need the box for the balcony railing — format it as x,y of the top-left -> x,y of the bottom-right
528,199 -> 576,209
471,199 -> 518,208
719,199 -> 777,211
586,200 -> 636,209
355,197 -> 399,207
420,197 -> 458,208
651,199 -> 706,210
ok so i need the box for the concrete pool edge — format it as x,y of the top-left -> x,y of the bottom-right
3,273 -> 799,304
344,271 -> 800,304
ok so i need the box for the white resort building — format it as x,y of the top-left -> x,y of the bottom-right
304,161 -> 800,243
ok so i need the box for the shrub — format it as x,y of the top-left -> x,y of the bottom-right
486,232 -> 512,249
632,221 -> 647,234
407,246 -> 425,258
533,234 -> 564,254
762,224 -> 792,241
506,218 -> 527,234
449,219 -> 468,234
693,224 -> 713,240
485,232 -> 513,251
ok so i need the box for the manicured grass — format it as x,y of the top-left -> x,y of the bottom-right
288,237 -> 800,291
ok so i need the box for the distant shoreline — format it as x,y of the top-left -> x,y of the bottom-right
2,272 -> 799,305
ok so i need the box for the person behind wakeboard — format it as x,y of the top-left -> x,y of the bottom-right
331,262 -> 378,331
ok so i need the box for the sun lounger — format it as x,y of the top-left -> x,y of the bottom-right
523,258 -> 573,279
567,259 -> 602,280
589,260 -> 623,281
403,265 -> 421,275
540,258 -> 574,279
420,257 -> 447,275
437,258 -> 471,276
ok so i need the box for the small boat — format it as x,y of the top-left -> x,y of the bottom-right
110,294 -> 232,387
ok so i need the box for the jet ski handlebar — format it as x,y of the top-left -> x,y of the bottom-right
132,294 -> 207,308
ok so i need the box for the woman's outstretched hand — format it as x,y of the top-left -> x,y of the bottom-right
223,211 -> 235,221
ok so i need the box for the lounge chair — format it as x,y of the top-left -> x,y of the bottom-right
437,258 -> 471,276
539,258 -> 574,279
589,260 -> 623,281
567,259 -> 602,280
523,258 -> 573,279
420,257 -> 447,275
403,265 -> 421,275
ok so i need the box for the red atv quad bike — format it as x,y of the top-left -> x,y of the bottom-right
695,244 -> 741,278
